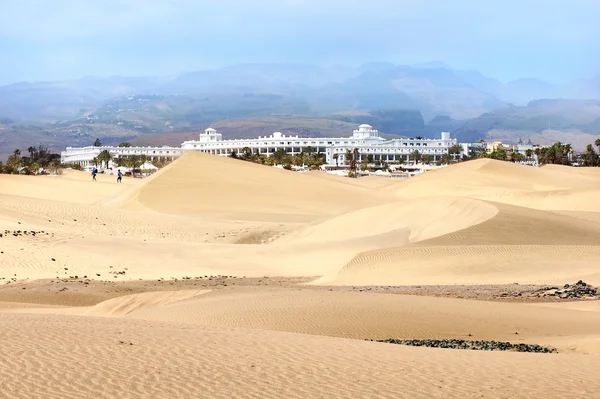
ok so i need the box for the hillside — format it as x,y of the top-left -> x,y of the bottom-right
454,99 -> 600,147
1,63 -> 599,157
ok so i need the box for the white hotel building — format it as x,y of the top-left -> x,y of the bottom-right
61,124 -> 458,167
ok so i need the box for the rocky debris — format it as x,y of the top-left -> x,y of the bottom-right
536,281 -> 597,299
369,339 -> 557,353
1,230 -> 52,238
343,282 -> 600,302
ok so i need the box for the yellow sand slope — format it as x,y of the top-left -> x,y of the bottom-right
2,156 -> 600,285
3,312 -> 600,399
112,151 -> 391,220
3,155 -> 600,398
317,159 -> 600,286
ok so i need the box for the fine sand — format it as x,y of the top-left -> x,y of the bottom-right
2,153 -> 600,398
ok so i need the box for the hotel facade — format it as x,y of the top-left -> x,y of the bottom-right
61,124 -> 459,167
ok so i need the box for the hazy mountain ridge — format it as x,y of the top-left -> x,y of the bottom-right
454,99 -> 600,147
6,62 -> 593,124
0,63 -> 598,158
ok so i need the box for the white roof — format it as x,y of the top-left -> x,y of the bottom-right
141,161 -> 158,170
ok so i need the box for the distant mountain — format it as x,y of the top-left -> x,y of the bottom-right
410,61 -> 452,70
568,74 -> 600,99
502,78 -> 559,104
454,99 -> 600,149
1,62 -> 599,157
0,62 -> 507,124
455,70 -> 504,96
455,72 -> 561,105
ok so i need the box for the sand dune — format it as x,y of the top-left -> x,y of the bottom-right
118,289 -> 600,351
112,151 -> 391,220
3,313 -> 600,399
14,287 -> 600,350
307,170 -> 402,189
322,201 -> 600,286
3,154 -> 600,398
3,156 -> 600,285
282,196 -> 498,244
0,170 -> 138,205
385,158 -> 600,212
83,289 -> 210,317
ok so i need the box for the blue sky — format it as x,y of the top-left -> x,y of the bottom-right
0,0 -> 598,85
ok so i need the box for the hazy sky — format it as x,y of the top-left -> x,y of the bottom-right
1,0 -> 598,85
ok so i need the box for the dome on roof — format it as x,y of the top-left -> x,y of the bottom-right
358,124 -> 372,129
205,127 -> 216,133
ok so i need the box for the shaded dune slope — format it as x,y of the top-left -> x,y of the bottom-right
121,289 -> 600,352
83,289 -> 210,317
281,196 -> 499,244
311,160 -> 600,286
321,201 -> 600,286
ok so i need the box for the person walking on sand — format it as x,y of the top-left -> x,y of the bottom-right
92,167 -> 98,182
117,169 -> 122,183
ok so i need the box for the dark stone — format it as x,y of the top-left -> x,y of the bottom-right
368,338 -> 557,353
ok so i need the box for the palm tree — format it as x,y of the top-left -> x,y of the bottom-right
97,150 -> 112,169
360,158 -> 369,171
292,154 -> 304,167
27,146 -> 35,161
5,150 -> 22,174
345,150 -> 352,166
332,153 -> 339,167
240,147 -> 252,160
48,159 -> 62,175
525,149 -> 533,160
440,153 -> 452,165
346,148 -> 359,177
491,149 -> 507,161
511,152 -> 526,163
29,162 -> 40,175
449,144 -> 463,162
595,138 -> 600,154
273,149 -> 288,165
409,150 -> 421,165
582,144 -> 599,166
421,154 -> 432,165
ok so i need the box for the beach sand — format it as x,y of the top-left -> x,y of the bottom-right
1,153 -> 600,398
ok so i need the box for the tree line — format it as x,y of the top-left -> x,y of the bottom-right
478,139 -> 600,167
231,147 -> 326,170
0,145 -> 62,175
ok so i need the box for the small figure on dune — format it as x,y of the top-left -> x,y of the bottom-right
92,167 -> 98,182
117,169 -> 123,183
